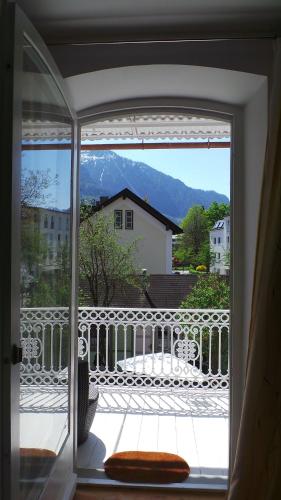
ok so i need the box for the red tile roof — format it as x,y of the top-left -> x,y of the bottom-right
80,274 -> 198,309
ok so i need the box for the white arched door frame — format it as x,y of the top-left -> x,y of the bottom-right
76,96 -> 245,483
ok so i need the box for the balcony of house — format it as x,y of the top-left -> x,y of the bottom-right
20,306 -> 229,486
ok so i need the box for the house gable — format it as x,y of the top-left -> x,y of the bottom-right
92,190 -> 180,274
94,188 -> 182,235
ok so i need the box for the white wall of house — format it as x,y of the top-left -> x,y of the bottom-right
99,197 -> 173,274
38,208 -> 70,269
210,216 -> 230,275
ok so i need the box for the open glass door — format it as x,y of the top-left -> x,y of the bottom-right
1,5 -> 78,500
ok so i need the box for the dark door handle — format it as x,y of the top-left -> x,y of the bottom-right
12,344 -> 23,364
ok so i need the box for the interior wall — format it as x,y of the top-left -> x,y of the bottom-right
50,39 -> 275,80
242,80 -> 268,368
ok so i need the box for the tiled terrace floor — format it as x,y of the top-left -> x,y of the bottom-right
20,386 -> 68,454
78,387 -> 229,481
19,385 -> 229,485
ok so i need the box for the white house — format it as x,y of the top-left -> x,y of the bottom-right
39,208 -> 70,269
93,188 -> 182,274
25,206 -> 70,269
210,216 -> 230,275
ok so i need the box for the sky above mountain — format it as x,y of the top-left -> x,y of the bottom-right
114,147 -> 230,198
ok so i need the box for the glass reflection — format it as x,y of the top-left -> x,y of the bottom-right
20,42 -> 72,499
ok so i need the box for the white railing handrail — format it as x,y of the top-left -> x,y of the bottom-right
21,307 -> 69,311
21,306 -> 230,312
78,306 -> 229,313
20,306 -> 230,390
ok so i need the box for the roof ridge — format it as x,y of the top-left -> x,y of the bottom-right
94,188 -> 183,235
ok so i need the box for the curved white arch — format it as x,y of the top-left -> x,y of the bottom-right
68,64 -> 267,478
66,64 -> 266,112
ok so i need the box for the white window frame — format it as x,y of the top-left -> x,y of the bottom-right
114,209 -> 123,229
125,209 -> 134,229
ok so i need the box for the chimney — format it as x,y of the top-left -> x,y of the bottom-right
100,196 -> 109,204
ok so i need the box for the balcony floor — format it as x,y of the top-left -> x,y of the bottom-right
77,386 -> 229,481
20,386 -> 68,454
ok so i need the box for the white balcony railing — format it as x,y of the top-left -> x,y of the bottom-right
20,307 -> 229,390
20,307 -> 69,386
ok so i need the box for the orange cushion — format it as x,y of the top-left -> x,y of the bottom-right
20,448 -> 56,458
104,451 -> 190,483
20,448 -> 57,480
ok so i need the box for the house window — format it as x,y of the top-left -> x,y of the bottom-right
217,252 -> 221,260
51,215 -> 55,229
59,217 -> 62,230
218,237 -> 221,244
214,237 -> 216,244
114,210 -> 123,229
125,210 -> 134,229
44,215 -> 48,228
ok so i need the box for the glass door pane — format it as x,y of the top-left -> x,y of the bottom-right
19,39 -> 73,499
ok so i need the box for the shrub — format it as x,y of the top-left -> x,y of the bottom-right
196,264 -> 207,272
180,274 -> 230,309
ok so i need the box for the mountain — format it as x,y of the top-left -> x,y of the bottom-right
80,150 -> 229,224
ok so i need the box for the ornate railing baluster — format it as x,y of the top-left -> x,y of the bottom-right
78,307 -> 230,390
20,308 -> 69,386
20,307 -> 230,389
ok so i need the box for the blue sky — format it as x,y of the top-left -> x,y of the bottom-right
113,148 -> 230,199
22,144 -> 230,210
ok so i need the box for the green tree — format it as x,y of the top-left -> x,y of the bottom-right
20,168 -> 67,307
205,201 -> 230,229
79,212 -> 148,370
80,199 -> 96,222
181,274 -> 230,375
25,240 -> 71,307
20,206 -> 71,307
175,202 -> 230,269
181,273 -> 230,309
197,240 -> 213,270
79,212 -> 144,307
177,205 -> 209,267
21,209 -> 48,305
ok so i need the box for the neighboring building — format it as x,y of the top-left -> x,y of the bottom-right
23,206 -> 70,270
92,188 -> 182,274
209,216 -> 230,275
38,208 -> 70,269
